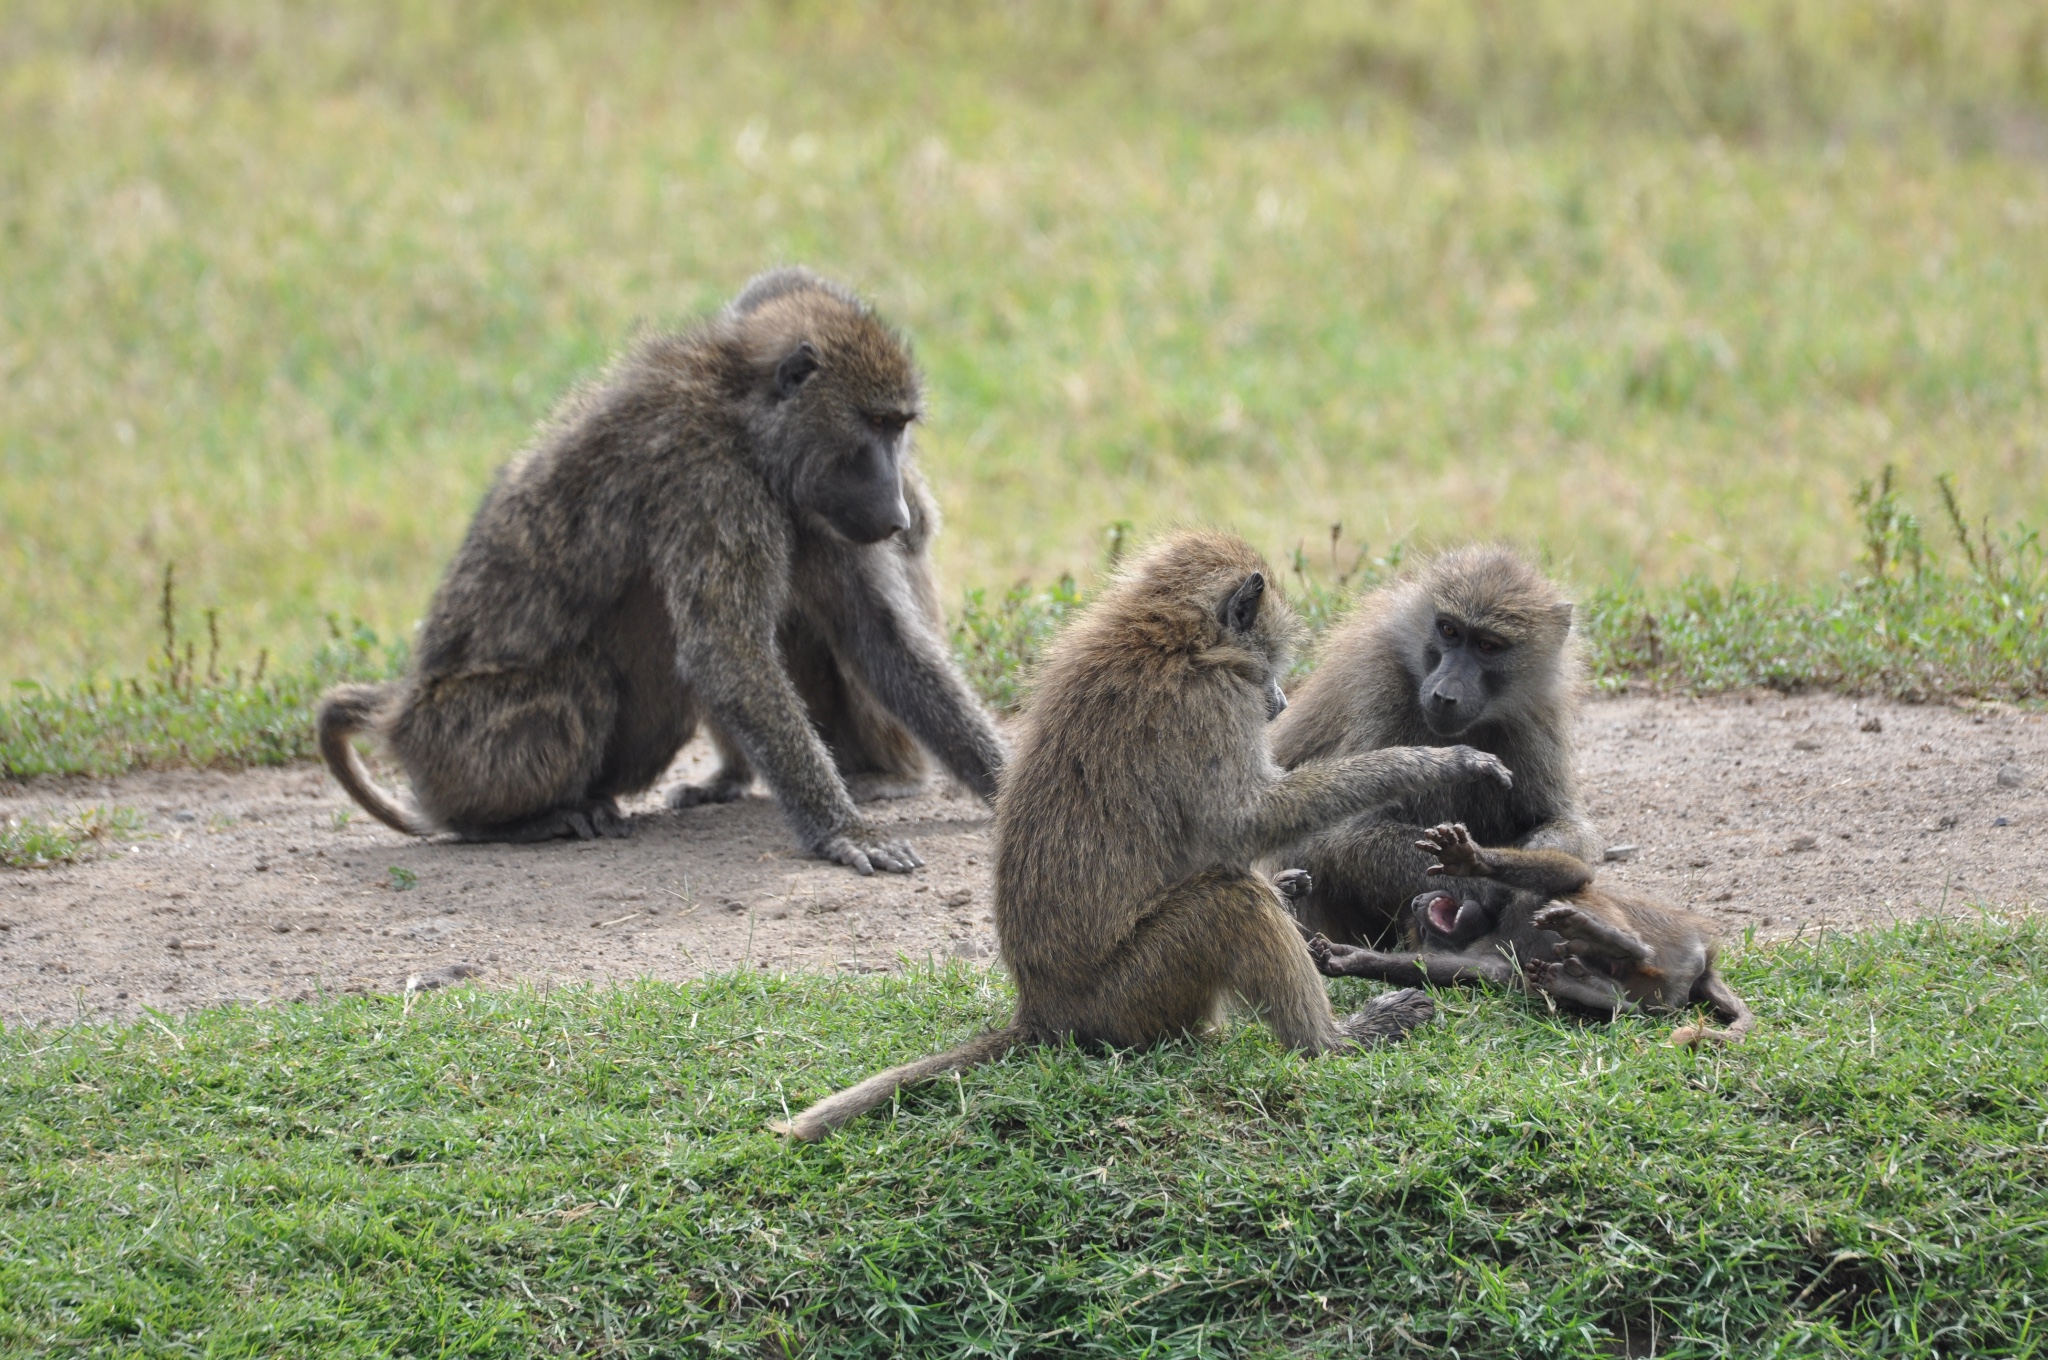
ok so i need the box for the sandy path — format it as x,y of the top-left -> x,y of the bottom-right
2,693 -> 2042,1026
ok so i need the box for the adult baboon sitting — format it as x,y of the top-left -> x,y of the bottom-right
318,268 -> 1004,870
1269,546 -> 1600,944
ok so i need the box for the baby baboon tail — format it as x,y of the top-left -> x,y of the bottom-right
317,684 -> 432,837
1669,970 -> 1755,1047
771,1025 -> 1031,1142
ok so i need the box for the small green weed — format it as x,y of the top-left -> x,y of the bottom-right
0,805 -> 144,869
387,865 -> 418,891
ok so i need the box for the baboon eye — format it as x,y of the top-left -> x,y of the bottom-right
1437,619 -> 1460,643
864,411 -> 911,436
1476,637 -> 1503,656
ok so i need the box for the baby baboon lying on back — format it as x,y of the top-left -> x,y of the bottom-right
1288,823 -> 1753,1046
771,531 -> 1516,1141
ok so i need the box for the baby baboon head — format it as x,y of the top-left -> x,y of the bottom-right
734,268 -> 922,545
1403,546 -> 1575,739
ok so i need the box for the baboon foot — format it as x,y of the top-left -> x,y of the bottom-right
1416,821 -> 1486,878
1523,956 -> 1561,989
843,772 -> 932,804
1272,868 -> 1314,901
666,773 -> 751,809
1336,988 -> 1435,1047
818,832 -> 924,875
457,797 -> 630,844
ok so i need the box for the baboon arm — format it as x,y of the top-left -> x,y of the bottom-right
820,589 -> 1004,803
1517,815 -> 1602,866
699,650 -> 866,847
1311,939 -> 1517,989
1237,749 -> 1466,858
1464,844 -> 1595,899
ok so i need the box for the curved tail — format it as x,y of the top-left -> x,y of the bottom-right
317,684 -> 433,837
771,1024 -> 1031,1141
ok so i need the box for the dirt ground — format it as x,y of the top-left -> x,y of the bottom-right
1,692 -> 2042,1026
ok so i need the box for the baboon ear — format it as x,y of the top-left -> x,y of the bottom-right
1553,601 -> 1574,630
773,340 -> 821,399
1220,572 -> 1266,634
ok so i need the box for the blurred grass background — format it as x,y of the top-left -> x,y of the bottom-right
3,0 -> 2047,682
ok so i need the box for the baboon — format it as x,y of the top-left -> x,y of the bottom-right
1294,823 -> 1753,1046
1269,546 -> 1600,945
318,268 -> 1004,870
772,530 -> 1516,1141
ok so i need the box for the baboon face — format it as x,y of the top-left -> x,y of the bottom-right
776,340 -> 919,546
1409,885 -> 1500,947
1417,610 -> 1514,737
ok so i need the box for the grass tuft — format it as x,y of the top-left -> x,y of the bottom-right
0,914 -> 2040,1355
0,805 -> 144,869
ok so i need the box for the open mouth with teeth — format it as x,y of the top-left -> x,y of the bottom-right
1422,891 -> 1463,937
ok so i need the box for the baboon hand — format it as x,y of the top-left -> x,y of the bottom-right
1306,932 -> 1374,977
1531,903 -> 1587,936
1416,822 -> 1486,878
1272,868 -> 1314,901
1440,745 -> 1513,787
819,832 -> 925,875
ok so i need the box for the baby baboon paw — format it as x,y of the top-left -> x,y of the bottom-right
1306,934 -> 1373,977
1416,822 -> 1484,877
666,777 -> 748,810
1272,868 -> 1314,901
1338,988 -> 1435,1046
1532,903 -> 1586,934
1523,956 -> 1561,988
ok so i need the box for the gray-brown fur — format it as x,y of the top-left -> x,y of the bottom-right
1299,823 -> 1754,1046
1268,545 -> 1599,945
772,530 -> 1516,1141
316,268 -> 1004,870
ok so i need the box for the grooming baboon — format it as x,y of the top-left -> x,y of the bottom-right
318,268 -> 1004,868
1295,823 -> 1754,1046
1269,546 -> 1600,945
771,531 -> 1516,1141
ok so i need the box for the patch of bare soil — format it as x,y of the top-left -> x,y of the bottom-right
1,694 -> 2042,1025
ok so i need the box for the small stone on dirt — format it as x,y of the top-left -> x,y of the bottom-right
1993,816 -> 2013,827
1787,835 -> 1818,852
174,810 -> 197,822
1793,737 -> 1824,752
1997,763 -> 2026,788
1861,716 -> 1884,733
1603,844 -> 1639,862
940,888 -> 974,908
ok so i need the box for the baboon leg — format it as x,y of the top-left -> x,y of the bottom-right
386,655 -> 616,837
458,795 -> 629,843
1523,957 -> 1634,1013
1308,935 -> 1518,989
1532,904 -> 1655,964
1670,970 -> 1755,1047
667,721 -> 756,809
1042,869 -> 1429,1053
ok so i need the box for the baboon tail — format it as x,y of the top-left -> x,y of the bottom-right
770,1024 -> 1031,1142
1669,971 -> 1755,1047
317,684 -> 432,838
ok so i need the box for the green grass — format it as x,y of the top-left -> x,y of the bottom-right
0,804 -> 142,869
0,914 -> 2041,1356
4,1 -> 2048,682
5,465 -> 2043,779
